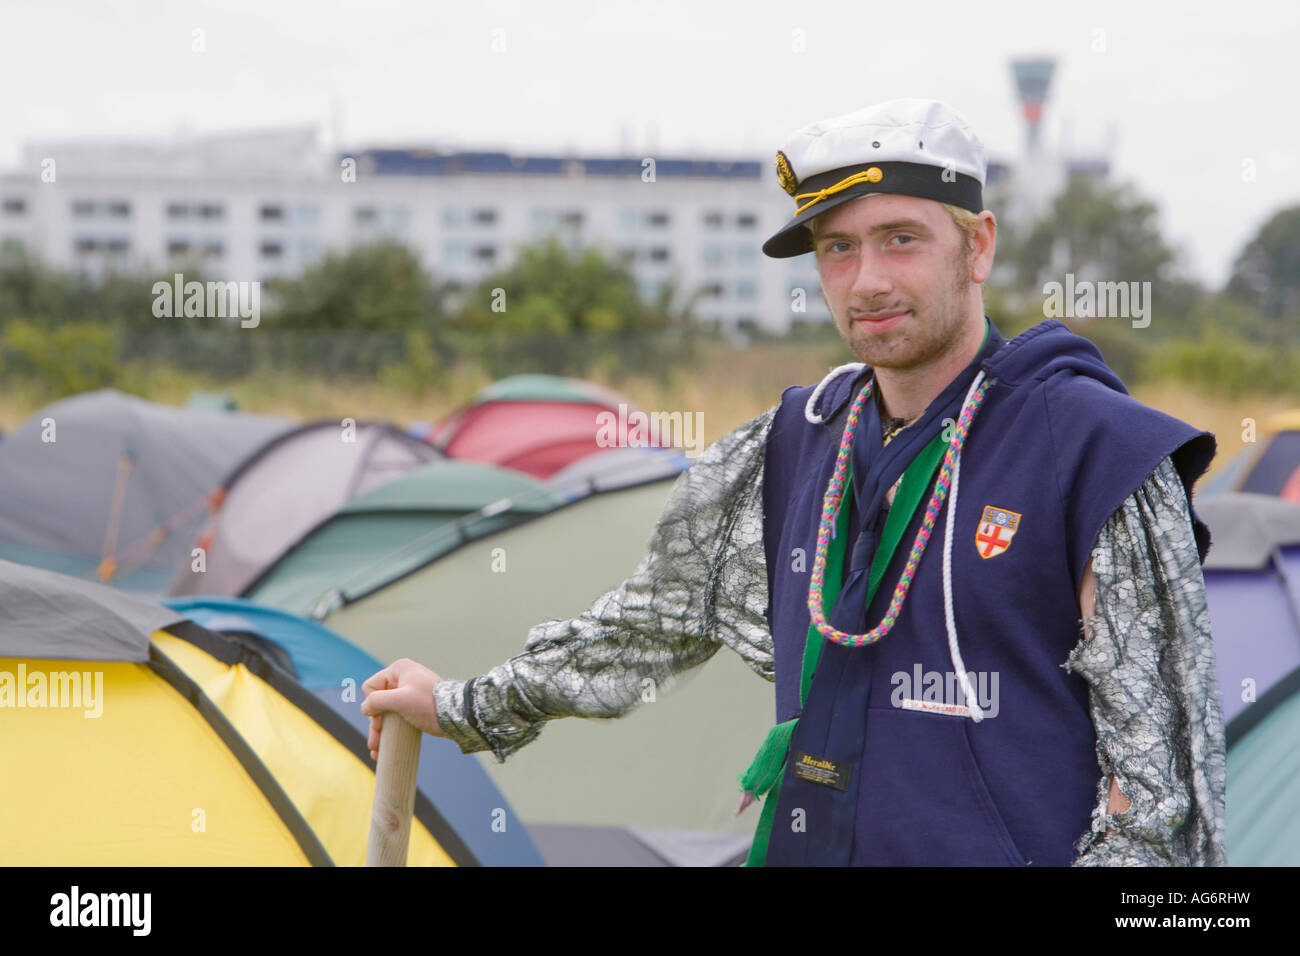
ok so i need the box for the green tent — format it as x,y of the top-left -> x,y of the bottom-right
244,460 -> 564,618
320,474 -> 772,864
1226,666 -> 1300,864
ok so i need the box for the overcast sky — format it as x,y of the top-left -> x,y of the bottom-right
2,0 -> 1296,288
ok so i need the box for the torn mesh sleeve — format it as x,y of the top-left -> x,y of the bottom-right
1065,454 -> 1228,866
432,405 -> 778,763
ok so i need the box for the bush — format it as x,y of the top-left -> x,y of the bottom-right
1,320 -> 119,398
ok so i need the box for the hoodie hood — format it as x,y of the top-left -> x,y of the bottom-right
804,319 -> 1129,428
981,319 -> 1127,395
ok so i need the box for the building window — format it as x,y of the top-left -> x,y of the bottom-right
354,206 -> 377,225
72,234 -> 130,257
71,200 -> 95,218
443,207 -> 463,229
559,210 -> 583,228
736,212 -> 757,229
260,204 -> 285,222
648,247 -> 670,262
473,245 -> 496,262
702,244 -> 724,266
703,210 -> 723,228
3,198 -> 27,215
106,202 -> 131,219
531,209 -> 555,232
735,279 -> 757,300
294,204 -> 320,226
166,202 -> 189,219
443,240 -> 468,262
199,203 -> 224,220
203,241 -> 224,258
701,281 -> 724,297
260,241 -> 284,258
618,209 -> 639,231
472,208 -> 497,226
734,243 -> 756,263
616,247 -> 635,265
647,211 -> 670,228
167,239 -> 190,257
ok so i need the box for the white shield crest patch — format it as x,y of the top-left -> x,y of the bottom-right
976,505 -> 1021,559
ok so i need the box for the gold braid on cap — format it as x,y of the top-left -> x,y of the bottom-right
794,166 -> 883,216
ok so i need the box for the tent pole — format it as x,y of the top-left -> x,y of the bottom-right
365,712 -> 422,866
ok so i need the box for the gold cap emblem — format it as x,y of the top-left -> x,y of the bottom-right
865,166 -> 883,183
776,150 -> 798,196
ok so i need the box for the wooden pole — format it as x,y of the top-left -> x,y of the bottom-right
365,712 -> 422,866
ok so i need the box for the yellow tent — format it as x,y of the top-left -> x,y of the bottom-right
0,560 -> 469,866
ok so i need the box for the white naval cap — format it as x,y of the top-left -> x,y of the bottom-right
762,98 -> 988,258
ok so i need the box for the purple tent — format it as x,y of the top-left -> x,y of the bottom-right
1200,493 -> 1300,724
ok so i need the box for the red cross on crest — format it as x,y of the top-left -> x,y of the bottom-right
976,505 -> 1022,559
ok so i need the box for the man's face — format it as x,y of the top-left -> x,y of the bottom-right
812,193 -> 977,371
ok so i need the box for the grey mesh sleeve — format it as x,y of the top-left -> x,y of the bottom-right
433,405 -> 778,763
1065,455 -> 1228,866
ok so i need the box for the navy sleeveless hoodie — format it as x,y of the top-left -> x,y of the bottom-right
760,318 -> 1216,866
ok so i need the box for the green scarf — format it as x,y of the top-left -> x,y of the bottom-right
738,424 -> 950,866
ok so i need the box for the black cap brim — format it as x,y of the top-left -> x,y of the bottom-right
761,186 -> 888,258
762,161 -> 984,259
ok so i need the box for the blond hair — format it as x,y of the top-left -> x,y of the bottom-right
810,201 -> 981,254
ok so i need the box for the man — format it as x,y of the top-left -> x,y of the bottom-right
362,99 -> 1227,866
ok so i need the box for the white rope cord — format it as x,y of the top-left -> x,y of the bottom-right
804,363 -> 867,424
942,369 -> 987,722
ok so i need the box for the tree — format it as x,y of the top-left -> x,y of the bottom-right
999,175 -> 1202,336
268,240 -> 443,332
1225,204 -> 1300,324
451,237 -> 703,378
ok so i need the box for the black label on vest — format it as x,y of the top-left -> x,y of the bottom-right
791,751 -> 851,791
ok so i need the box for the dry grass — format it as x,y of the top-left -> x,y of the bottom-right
1129,382 -> 1298,482
1,342 -> 1294,486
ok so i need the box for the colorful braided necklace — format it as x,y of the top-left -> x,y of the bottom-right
808,373 -> 991,648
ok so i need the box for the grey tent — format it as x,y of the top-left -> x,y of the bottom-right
0,389 -> 290,594
169,421 -> 442,598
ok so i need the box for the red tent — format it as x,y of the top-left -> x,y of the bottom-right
430,375 -> 669,479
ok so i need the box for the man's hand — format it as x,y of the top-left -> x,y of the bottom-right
360,658 -> 449,760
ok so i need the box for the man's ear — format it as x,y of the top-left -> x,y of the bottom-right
970,210 -> 997,285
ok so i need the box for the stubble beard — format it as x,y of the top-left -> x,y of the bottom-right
831,245 -> 975,370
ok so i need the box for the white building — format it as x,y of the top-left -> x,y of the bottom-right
0,126 -> 856,334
